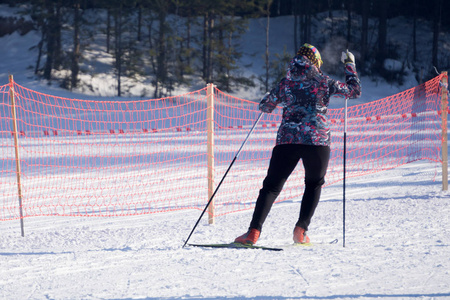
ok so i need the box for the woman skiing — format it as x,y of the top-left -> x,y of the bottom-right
235,43 -> 361,245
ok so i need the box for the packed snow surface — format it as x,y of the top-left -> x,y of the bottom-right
1,160 -> 449,299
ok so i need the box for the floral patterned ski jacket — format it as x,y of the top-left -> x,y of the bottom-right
259,55 -> 361,146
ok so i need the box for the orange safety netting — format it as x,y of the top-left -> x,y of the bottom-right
0,74 -> 446,221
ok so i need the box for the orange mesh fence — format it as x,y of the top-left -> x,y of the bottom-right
0,74 -> 446,221
211,74 -> 446,216
1,82 -> 210,220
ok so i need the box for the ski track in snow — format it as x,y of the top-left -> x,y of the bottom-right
0,160 -> 449,299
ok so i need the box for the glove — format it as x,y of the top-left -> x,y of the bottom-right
341,50 -> 355,65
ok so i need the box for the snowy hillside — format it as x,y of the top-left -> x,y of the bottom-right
1,5 -> 447,106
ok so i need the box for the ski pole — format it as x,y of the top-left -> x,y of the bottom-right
183,112 -> 264,248
343,96 -> 348,248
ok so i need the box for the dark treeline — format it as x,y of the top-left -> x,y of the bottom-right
1,0 -> 449,96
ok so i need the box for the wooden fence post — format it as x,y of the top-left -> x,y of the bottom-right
207,83 -> 215,224
441,72 -> 448,191
9,75 -> 25,236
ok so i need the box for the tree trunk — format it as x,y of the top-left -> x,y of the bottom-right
106,8 -> 111,53
376,0 -> 388,71
147,16 -> 156,75
43,3 -> 58,80
412,0 -> 418,62
293,0 -> 299,52
226,28 -> 232,91
207,11 -> 214,83
202,11 -> 214,83
306,4 -> 311,42
43,32 -> 54,80
53,3 -> 62,70
346,0 -> 352,45
187,16 -> 192,67
432,0 -> 442,69
300,10 -> 306,43
114,6 -> 122,97
202,13 -> 207,80
301,0 -> 311,43
35,30 -> 45,75
328,0 -> 333,38
155,4 -> 167,97
137,4 -> 142,42
71,1 -> 81,90
218,14 -> 224,75
360,0 -> 369,71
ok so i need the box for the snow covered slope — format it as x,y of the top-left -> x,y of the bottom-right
0,160 -> 449,299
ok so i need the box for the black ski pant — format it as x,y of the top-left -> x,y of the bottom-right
249,144 -> 330,232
